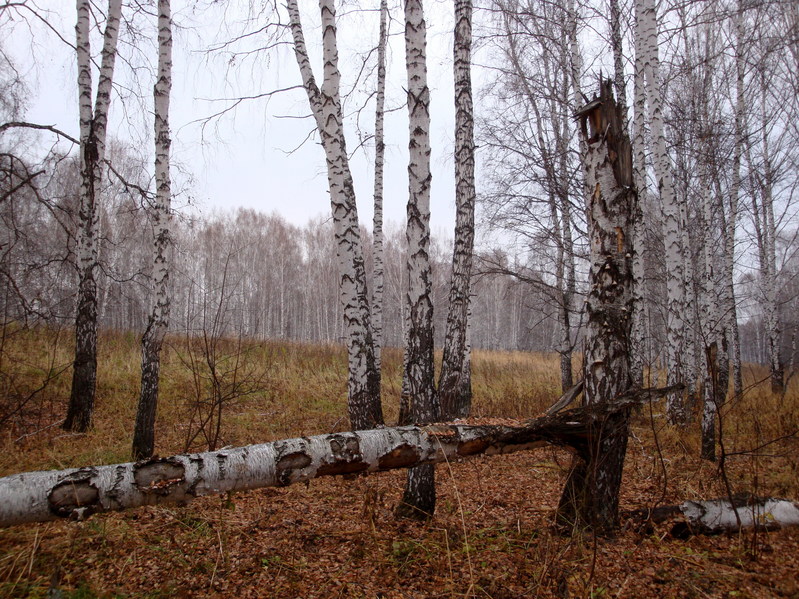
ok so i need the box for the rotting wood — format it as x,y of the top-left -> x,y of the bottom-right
0,385 -> 679,528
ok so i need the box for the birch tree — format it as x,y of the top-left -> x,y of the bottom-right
749,71 -> 783,395
371,0 -> 389,375
396,0 -> 437,520
630,0 -> 648,388
287,0 -> 382,430
439,0 -> 475,420
132,0 -> 173,460
635,0 -> 688,424
0,388 -> 678,528
608,0 -> 627,128
725,1 -> 746,402
63,0 -> 122,432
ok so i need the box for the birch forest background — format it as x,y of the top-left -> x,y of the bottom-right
0,0 -> 798,596
1,0 -> 797,380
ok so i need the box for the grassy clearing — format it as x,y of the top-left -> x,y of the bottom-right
0,327 -> 796,598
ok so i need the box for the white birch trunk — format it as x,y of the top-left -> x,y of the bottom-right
64,0 -> 122,432
630,15 -> 648,387
727,5 -> 746,401
439,0 -> 475,419
287,0 -> 382,429
636,0 -> 686,424
398,0 -> 437,520
759,80 -> 782,394
403,0 -> 436,423
678,497 -> 799,536
567,0 -> 587,172
683,210 -> 700,408
609,0 -> 628,131
699,155 -> 717,461
133,0 -> 173,460
567,0 -> 583,109
630,496 -> 799,536
371,0 -> 389,375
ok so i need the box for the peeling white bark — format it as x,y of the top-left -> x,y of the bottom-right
560,81 -> 636,531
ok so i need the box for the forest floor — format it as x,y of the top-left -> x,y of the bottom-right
0,329 -> 796,598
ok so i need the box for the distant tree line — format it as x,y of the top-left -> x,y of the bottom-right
0,175 -> 560,355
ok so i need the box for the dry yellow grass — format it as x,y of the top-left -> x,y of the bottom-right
0,327 -> 797,598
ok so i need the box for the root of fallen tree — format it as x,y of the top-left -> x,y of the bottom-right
0,385 -> 677,527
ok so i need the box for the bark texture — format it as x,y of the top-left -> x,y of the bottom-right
439,0 -> 475,420
64,0 -> 122,432
0,386 -> 673,528
287,0 -> 382,429
559,80 -> 636,532
398,0 -> 437,520
133,0 -> 173,460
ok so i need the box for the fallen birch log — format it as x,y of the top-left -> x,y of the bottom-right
624,494 -> 799,537
0,385 -> 678,528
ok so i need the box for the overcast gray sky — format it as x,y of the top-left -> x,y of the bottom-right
9,0 -> 461,235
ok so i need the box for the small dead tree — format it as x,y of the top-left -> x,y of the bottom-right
557,80 -> 637,532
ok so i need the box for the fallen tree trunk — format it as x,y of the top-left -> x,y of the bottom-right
0,386 -> 678,527
624,494 -> 799,537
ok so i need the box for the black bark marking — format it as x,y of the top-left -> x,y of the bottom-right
216,453 -> 228,478
317,460 -> 368,476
